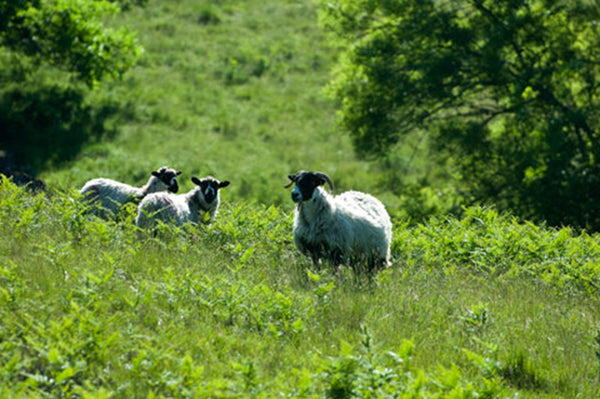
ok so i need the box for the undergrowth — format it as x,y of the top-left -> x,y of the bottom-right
1,177 -> 599,397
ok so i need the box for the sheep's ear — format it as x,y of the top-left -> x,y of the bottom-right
151,171 -> 160,177
219,181 -> 230,188
176,171 -> 182,176
191,177 -> 201,185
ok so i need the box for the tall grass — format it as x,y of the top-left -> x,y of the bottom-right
1,177 -> 599,397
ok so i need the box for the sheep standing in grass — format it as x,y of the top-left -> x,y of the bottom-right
285,170 -> 392,272
135,176 -> 230,229
80,166 -> 182,218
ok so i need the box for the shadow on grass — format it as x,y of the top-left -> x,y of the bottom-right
0,82 -> 128,183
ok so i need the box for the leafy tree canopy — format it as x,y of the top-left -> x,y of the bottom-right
319,0 -> 600,229
0,0 -> 144,87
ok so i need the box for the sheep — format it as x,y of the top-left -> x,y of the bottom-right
135,175 -> 230,229
80,166 -> 182,218
285,170 -> 392,272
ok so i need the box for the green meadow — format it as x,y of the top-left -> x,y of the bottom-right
2,0 -> 600,397
42,0 -> 380,209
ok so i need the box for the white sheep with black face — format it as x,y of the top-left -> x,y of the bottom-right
285,170 -> 392,272
135,176 -> 230,229
80,166 -> 182,218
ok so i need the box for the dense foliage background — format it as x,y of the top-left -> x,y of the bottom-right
319,0 -> 600,230
0,0 -> 143,175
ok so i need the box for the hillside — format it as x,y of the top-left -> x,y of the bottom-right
41,0 -> 380,211
2,0 -> 600,397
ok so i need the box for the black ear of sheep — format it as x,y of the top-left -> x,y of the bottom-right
219,181 -> 230,188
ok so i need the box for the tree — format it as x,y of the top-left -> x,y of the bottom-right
319,0 -> 600,229
0,0 -> 144,173
0,0 -> 143,87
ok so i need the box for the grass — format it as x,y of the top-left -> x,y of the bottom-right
1,178 -> 600,397
3,0 -> 600,397
42,0 -> 376,210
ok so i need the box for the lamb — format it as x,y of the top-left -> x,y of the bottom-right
135,175 -> 230,229
285,170 -> 392,272
80,166 -> 182,218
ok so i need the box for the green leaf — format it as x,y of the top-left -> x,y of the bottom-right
56,366 -> 75,384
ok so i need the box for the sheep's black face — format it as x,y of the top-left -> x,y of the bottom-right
153,167 -> 182,193
191,176 -> 231,203
287,171 -> 332,203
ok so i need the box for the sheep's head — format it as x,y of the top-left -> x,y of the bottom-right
191,176 -> 230,204
152,166 -> 182,193
285,170 -> 334,203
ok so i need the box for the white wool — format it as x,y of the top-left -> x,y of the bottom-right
135,176 -> 228,230
79,166 -> 181,218
293,187 -> 392,271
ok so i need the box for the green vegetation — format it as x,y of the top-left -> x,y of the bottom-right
0,0 -> 143,86
0,0 -> 143,172
2,0 -> 600,397
2,178 -> 600,397
36,0 -> 378,209
319,0 -> 600,230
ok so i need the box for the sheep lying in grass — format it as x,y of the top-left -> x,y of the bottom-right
80,166 -> 182,218
135,176 -> 230,229
285,170 -> 392,272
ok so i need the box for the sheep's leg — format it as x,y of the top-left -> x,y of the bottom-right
208,210 -> 215,223
329,248 -> 345,273
311,256 -> 321,270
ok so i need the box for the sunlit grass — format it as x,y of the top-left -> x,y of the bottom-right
1,178 -> 599,397
43,0 -> 375,211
